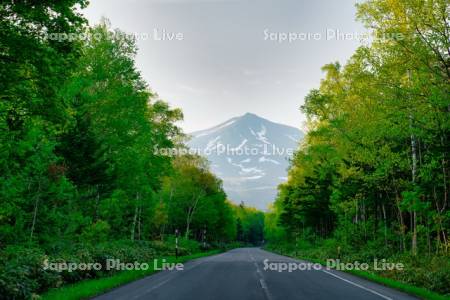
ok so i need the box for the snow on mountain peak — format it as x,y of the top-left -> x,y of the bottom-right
188,113 -> 303,210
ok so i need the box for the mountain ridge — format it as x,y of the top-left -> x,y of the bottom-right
187,113 -> 303,210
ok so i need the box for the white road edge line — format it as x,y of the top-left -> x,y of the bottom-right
322,270 -> 393,300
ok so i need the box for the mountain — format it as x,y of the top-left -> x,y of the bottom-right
188,113 -> 303,210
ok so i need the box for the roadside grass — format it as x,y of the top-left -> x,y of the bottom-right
41,250 -> 221,300
347,269 -> 448,300
266,249 -> 448,300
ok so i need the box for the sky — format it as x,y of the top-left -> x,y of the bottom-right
84,0 -> 366,133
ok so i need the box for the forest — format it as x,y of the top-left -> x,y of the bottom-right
0,2 -> 263,298
1,0 -> 449,299
265,0 -> 450,296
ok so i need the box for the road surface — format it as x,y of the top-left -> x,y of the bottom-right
93,248 -> 418,300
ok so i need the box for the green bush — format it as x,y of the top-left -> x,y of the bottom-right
0,238 -> 205,299
80,221 -> 111,244
0,246 -> 61,299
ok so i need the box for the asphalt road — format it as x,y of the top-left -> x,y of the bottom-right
93,248 -> 418,300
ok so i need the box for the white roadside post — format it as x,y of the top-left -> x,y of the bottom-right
175,228 -> 179,259
202,226 -> 207,250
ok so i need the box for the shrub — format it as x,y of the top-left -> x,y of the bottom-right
0,238 -> 203,299
0,246 -> 61,299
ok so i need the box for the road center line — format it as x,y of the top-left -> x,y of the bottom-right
322,270 -> 393,300
259,277 -> 274,300
249,251 -> 274,300
132,259 -> 207,299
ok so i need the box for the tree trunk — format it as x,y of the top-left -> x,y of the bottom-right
131,192 -> 139,241
160,188 -> 173,241
410,113 -> 418,256
93,185 -> 100,223
185,194 -> 201,239
137,205 -> 142,241
382,203 -> 388,249
29,181 -> 42,243
395,186 -> 406,252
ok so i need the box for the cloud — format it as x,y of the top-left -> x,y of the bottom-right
177,84 -> 207,94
